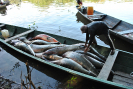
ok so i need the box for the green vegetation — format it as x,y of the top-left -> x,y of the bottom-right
6,0 -> 133,8
28,21 -> 38,30
67,76 -> 77,88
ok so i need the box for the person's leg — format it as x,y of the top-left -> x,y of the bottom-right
104,33 -> 115,55
92,36 -> 97,45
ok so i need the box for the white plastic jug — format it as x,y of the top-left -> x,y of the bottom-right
1,29 -> 9,39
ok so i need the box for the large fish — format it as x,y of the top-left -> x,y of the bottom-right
43,44 -> 84,56
90,46 -> 106,61
31,34 -> 60,43
43,54 -> 63,61
35,53 -> 63,61
30,44 -> 66,53
62,51 -> 98,76
51,58 -> 97,77
75,50 -> 105,63
18,37 -> 60,45
83,55 -> 104,69
10,39 -> 21,45
74,43 -> 106,61
31,39 -> 60,45
18,37 -> 31,44
13,41 -> 35,56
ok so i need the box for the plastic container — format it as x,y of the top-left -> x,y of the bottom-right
87,6 -> 93,15
1,29 -> 9,39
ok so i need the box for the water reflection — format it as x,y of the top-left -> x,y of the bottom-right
10,62 -> 21,73
0,46 -> 93,88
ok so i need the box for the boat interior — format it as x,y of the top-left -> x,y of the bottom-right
1,23 -> 133,88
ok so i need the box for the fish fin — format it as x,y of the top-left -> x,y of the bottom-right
88,71 -> 98,77
27,45 -> 35,56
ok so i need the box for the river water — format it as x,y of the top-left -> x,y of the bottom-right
0,0 -> 133,88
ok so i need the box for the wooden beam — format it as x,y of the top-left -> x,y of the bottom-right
87,14 -> 106,17
118,29 -> 133,35
5,29 -> 35,42
113,71 -> 133,87
114,71 -> 133,79
97,50 -> 119,80
86,14 -> 106,21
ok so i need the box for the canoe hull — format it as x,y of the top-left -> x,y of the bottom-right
0,23 -> 133,89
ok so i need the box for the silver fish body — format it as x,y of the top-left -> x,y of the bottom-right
43,44 -> 84,56
62,51 -> 98,76
75,50 -> 105,63
31,40 -> 60,45
13,41 -> 35,55
90,46 -> 106,61
18,37 -> 31,44
43,54 -> 63,61
51,58 -> 97,77
83,55 -> 104,69
30,44 -> 66,53
35,53 -> 62,61
10,39 -> 21,45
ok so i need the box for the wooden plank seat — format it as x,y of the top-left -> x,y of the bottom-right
5,29 -> 35,42
86,14 -> 107,21
103,15 -> 121,30
118,29 -> 133,35
113,71 -> 133,87
0,24 -> 5,28
97,50 -> 119,80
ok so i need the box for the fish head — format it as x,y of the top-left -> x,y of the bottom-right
18,37 -> 27,41
13,42 -> 22,47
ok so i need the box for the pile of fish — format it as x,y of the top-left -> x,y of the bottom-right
10,34 -> 107,77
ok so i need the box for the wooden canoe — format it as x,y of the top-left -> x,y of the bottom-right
76,6 -> 133,45
0,23 -> 133,88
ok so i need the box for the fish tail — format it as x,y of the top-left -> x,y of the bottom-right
53,39 -> 59,42
88,71 -> 98,77
90,46 -> 106,61
27,45 -> 35,56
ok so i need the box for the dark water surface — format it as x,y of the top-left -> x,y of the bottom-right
0,0 -> 133,88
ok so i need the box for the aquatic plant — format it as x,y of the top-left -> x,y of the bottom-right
28,21 -> 38,30
67,76 -> 77,88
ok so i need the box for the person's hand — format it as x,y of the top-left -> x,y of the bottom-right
85,43 -> 87,47
84,47 -> 88,53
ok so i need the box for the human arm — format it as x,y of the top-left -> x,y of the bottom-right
85,33 -> 89,47
84,34 -> 95,53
